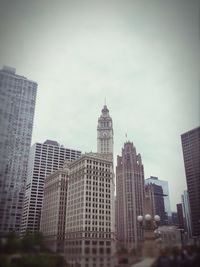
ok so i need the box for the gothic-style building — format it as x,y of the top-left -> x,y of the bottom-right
116,142 -> 144,251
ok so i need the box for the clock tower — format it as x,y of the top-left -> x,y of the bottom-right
97,104 -> 113,156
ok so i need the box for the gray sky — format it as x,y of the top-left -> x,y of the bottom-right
0,0 -> 199,211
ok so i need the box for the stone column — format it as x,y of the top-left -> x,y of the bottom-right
143,230 -> 159,258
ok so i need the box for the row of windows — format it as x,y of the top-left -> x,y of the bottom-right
66,240 -> 111,246
35,148 -> 80,154
86,186 -> 111,193
85,197 -> 110,203
85,215 -> 110,220
86,191 -> 110,198
66,246 -> 111,254
86,180 -> 110,186
86,170 -> 111,177
86,160 -> 110,167
85,209 -> 111,214
85,227 -> 111,232
85,203 -> 111,209
85,232 -> 111,238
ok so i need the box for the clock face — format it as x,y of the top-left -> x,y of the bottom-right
103,131 -> 107,137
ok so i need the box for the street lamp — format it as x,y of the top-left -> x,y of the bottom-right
137,214 -> 160,230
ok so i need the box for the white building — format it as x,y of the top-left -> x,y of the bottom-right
65,153 -> 115,267
20,140 -> 81,234
0,66 -> 37,234
64,104 -> 115,267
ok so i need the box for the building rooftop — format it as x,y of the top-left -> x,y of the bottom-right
146,176 -> 158,180
44,140 -> 60,146
0,65 -> 37,84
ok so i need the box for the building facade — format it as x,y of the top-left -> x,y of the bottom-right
158,226 -> 181,248
40,161 -> 69,252
116,142 -> 144,251
181,190 -> 192,238
0,66 -> 37,234
64,104 -> 115,267
65,153 -> 115,267
145,176 -> 171,224
151,184 -> 167,225
144,183 -> 167,225
144,184 -> 155,216
97,105 -> 113,157
181,127 -> 200,238
176,203 -> 185,230
171,212 -> 179,225
20,140 -> 81,234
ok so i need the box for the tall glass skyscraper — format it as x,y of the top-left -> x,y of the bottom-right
0,66 -> 37,234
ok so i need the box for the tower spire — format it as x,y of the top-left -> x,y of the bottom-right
104,97 -> 106,106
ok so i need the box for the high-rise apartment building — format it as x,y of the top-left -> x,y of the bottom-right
116,142 -> 144,251
0,66 -> 37,234
65,153 -> 115,267
145,176 -> 171,223
40,161 -> 69,252
20,140 -> 81,234
97,105 -> 113,157
181,127 -> 200,238
181,190 -> 192,237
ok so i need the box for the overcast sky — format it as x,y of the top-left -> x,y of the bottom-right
0,0 -> 199,210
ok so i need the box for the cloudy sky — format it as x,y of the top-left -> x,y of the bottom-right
0,0 -> 199,210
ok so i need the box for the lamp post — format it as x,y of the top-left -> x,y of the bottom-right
179,228 -> 185,248
137,214 -> 161,258
137,214 -> 160,230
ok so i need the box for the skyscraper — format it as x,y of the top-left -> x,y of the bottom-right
64,104 -> 115,267
116,142 -> 144,251
181,190 -> 192,237
0,66 -> 37,234
145,176 -> 171,223
65,153 -> 115,267
176,203 -> 184,230
171,212 -> 179,225
20,140 -> 81,234
97,104 -> 113,157
40,161 -> 69,252
181,126 -> 200,238
145,183 -> 167,225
